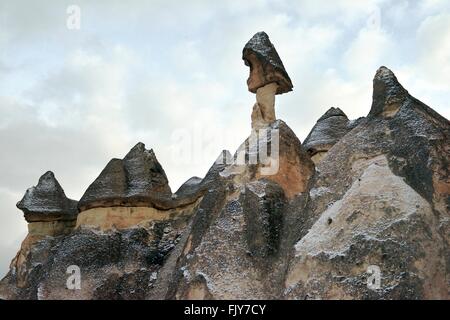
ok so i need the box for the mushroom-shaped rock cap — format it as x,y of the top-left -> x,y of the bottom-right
243,31 -> 293,94
174,176 -> 203,200
303,107 -> 352,155
317,107 -> 347,121
78,142 -> 173,211
17,171 -> 78,222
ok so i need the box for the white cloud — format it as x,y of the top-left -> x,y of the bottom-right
416,13 -> 450,86
420,0 -> 450,11
343,27 -> 393,79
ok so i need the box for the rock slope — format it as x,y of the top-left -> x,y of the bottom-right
285,66 -> 449,299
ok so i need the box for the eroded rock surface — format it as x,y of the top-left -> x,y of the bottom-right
0,220 -> 190,300
284,66 -> 449,299
243,31 -> 293,94
16,171 -> 78,239
0,39 -> 448,300
17,171 -> 78,223
78,142 -> 173,211
243,32 -> 293,130
303,107 -> 364,164
285,156 -> 447,299
171,125 -> 310,299
2,172 -> 78,295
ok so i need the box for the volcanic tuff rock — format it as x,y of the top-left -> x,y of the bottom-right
0,33 -> 449,300
16,171 -> 78,239
172,119 -> 314,299
243,32 -> 293,129
174,177 -> 202,198
5,172 -> 78,291
303,107 -> 364,164
243,31 -> 293,94
17,171 -> 78,223
285,66 -> 449,299
78,142 -> 173,211
221,119 -> 314,199
369,66 -> 410,118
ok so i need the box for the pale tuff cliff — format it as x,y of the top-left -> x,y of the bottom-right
0,32 -> 449,300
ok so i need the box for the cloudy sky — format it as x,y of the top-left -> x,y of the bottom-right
0,0 -> 449,277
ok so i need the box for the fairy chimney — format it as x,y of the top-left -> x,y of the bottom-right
243,32 -> 293,129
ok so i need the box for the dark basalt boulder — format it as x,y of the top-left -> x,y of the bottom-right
78,142 -> 173,211
16,171 -> 78,222
243,31 -> 293,94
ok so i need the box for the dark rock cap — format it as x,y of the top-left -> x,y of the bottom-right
78,142 -> 172,211
123,142 -> 170,197
243,31 -> 293,94
173,150 -> 232,204
172,177 -> 203,204
369,66 -> 409,117
303,107 -> 352,155
174,177 -> 202,199
17,171 -> 78,222
317,107 -> 347,121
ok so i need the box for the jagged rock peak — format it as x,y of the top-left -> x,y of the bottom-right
318,107 -> 348,121
370,66 -> 409,117
125,142 -> 155,159
16,171 -> 78,222
126,141 -> 146,155
123,142 -> 169,192
78,142 -> 172,211
243,31 -> 293,94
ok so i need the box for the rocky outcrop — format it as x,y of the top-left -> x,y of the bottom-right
16,171 -> 78,239
284,66 -> 449,299
78,142 -> 173,211
174,177 -> 202,199
221,120 -> 314,199
243,31 -> 293,94
0,34 -> 448,300
369,66 -> 409,118
243,32 -> 293,129
172,119 -> 313,299
303,107 -> 364,164
0,220 -> 191,299
17,171 -> 78,223
75,143 -> 215,232
3,172 -> 78,292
